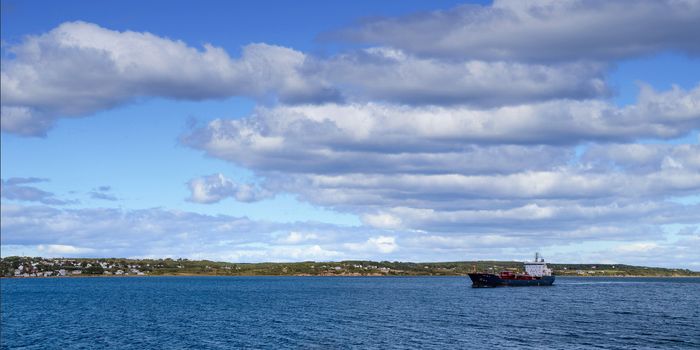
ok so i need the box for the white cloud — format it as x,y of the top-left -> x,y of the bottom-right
4,14 -> 695,136
276,231 -> 320,244
186,85 -> 700,168
0,21 -> 335,136
2,21 -> 618,136
345,236 -> 398,254
361,213 -> 403,229
337,0 -> 700,61
582,144 -> 700,173
187,173 -> 272,203
615,242 -> 660,253
365,202 -> 700,234
217,244 -> 342,262
37,244 -> 94,255
179,82 -> 700,245
293,169 -> 700,204
182,86 -> 700,232
2,204 -> 698,268
1,4 -> 698,269
315,47 -> 609,106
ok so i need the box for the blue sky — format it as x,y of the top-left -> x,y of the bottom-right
1,0 -> 699,269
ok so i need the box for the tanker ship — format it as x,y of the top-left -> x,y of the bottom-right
468,253 -> 555,287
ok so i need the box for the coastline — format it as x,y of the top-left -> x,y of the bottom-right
3,274 -> 699,279
4,257 -> 698,279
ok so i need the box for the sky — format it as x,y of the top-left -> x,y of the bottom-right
1,0 -> 699,269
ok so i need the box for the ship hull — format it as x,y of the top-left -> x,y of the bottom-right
468,273 -> 555,287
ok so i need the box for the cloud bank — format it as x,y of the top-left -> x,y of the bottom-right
3,20 -> 612,136
1,1 -> 699,267
3,204 -> 698,268
335,0 -> 700,61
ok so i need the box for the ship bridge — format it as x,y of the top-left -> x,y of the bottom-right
523,253 -> 552,277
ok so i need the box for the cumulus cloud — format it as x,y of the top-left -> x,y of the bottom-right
362,202 -> 700,233
5,13 -> 694,136
2,5 -> 698,268
315,47 -> 608,106
185,85 -> 700,170
582,143 -> 700,173
182,86 -> 699,237
2,21 -> 618,136
292,168 -> 700,204
335,0 -> 700,61
187,173 -> 273,203
0,21 -> 337,136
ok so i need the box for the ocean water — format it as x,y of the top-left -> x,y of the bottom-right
1,276 -> 699,349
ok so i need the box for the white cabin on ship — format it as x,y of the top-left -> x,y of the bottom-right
523,252 -> 552,277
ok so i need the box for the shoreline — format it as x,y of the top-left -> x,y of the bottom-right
3,274 -> 699,279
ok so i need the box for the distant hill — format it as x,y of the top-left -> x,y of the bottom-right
2,256 -> 698,277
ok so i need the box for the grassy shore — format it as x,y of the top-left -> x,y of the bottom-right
2,256 -> 698,278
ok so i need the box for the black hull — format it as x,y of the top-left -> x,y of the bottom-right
468,273 -> 555,287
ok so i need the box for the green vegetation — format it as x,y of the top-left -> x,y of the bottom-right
1,256 -> 698,277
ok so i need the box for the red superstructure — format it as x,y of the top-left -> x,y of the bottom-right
499,271 -> 536,280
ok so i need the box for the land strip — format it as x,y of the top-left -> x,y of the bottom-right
2,256 -> 698,278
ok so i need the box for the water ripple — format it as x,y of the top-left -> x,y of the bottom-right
1,276 -> 699,349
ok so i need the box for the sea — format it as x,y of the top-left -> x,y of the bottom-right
1,276 -> 699,349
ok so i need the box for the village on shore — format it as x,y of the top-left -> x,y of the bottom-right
3,257 -> 149,277
2,256 -> 698,278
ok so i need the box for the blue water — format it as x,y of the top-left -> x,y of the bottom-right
1,277 -> 699,349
